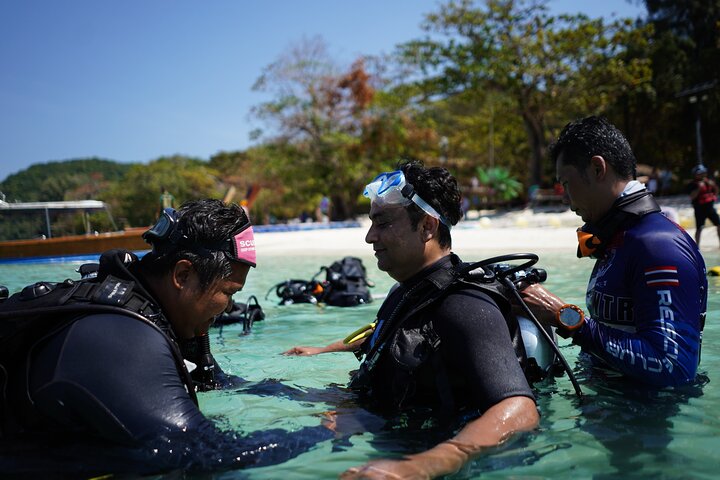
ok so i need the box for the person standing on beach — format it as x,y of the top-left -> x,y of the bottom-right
285,160 -> 538,479
520,116 -> 706,388
316,194 -> 331,223
158,186 -> 175,216
685,164 -> 720,247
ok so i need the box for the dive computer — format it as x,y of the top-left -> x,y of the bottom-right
556,304 -> 585,331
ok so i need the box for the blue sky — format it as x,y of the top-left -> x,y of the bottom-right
0,0 -> 645,182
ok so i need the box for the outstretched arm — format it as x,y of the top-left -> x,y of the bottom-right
282,337 -> 365,356
340,396 -> 538,479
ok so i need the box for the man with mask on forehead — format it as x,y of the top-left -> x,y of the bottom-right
0,199 -> 333,476
284,160 -> 539,479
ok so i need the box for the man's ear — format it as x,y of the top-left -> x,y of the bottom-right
421,215 -> 440,242
171,259 -> 194,290
590,155 -> 607,180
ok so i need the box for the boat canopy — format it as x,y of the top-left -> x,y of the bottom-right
0,200 -> 116,238
0,200 -> 107,211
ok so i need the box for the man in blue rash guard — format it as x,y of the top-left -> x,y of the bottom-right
0,199 -> 331,476
521,116 -> 706,388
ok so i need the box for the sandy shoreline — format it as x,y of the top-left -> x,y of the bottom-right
256,224 -> 581,256
255,203 -> 718,256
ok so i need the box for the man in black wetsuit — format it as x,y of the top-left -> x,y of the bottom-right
0,199 -> 330,476
284,160 -> 539,479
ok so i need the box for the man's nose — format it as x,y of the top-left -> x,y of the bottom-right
365,225 -> 376,244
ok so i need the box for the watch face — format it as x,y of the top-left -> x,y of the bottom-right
559,307 -> 583,327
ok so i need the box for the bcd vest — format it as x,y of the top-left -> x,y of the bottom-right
0,250 -> 197,437
349,254 -> 534,413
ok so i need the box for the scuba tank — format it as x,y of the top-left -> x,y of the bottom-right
517,315 -> 556,376
464,254 -> 581,396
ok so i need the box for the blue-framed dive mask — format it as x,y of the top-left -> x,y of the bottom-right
363,170 -> 451,228
142,207 -> 257,267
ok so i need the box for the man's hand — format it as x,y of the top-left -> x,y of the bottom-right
281,346 -> 326,356
340,459 -> 430,480
518,283 -> 566,327
341,396 -> 538,479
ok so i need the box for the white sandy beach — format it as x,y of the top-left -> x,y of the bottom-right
255,200 -> 719,256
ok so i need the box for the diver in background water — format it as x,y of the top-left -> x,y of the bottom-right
520,116 -> 706,388
285,160 -> 539,479
0,199 -> 331,476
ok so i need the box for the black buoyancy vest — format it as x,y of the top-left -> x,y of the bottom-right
0,250 -> 197,436
349,255 -> 528,410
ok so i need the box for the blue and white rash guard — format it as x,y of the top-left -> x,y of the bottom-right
572,210 -> 706,387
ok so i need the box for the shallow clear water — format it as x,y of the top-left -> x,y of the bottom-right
1,247 -> 718,479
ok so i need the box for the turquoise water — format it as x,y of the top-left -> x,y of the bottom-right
1,248 -> 718,479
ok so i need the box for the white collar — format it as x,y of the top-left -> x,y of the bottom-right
620,180 -> 645,197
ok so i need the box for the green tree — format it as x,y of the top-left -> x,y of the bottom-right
102,156 -> 222,227
641,0 -> 720,170
476,166 -> 523,204
0,158 -> 133,240
398,0 -> 653,185
0,158 -> 131,202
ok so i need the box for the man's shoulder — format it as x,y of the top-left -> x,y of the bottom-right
71,312 -> 164,340
433,281 -> 502,313
626,211 -> 684,238
623,212 -> 702,261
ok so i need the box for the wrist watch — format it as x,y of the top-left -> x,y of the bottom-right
556,304 -> 585,331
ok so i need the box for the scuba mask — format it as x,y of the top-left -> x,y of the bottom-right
363,170 -> 451,228
143,208 -> 257,267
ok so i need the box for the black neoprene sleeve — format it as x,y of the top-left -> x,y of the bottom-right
29,313 -> 211,443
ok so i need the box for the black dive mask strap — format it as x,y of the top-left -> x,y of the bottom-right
577,190 -> 660,258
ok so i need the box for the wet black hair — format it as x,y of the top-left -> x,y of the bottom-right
139,199 -> 250,288
550,116 -> 636,180
399,158 -> 463,249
